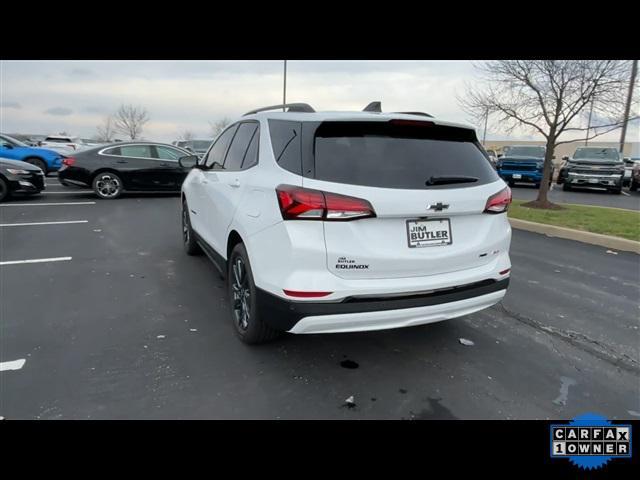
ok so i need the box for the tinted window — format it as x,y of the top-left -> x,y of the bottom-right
242,128 -> 259,169
313,121 -> 498,189
205,125 -> 238,168
224,123 -> 258,171
268,120 -> 301,175
155,146 -> 183,161
103,146 -> 122,156
120,145 -> 153,158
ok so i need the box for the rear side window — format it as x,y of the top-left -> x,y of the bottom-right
103,146 -> 121,156
241,127 -> 259,169
224,122 -> 258,171
268,120 -> 302,175
120,145 -> 153,158
205,125 -> 238,168
313,121 -> 498,189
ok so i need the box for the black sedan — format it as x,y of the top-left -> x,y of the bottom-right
0,157 -> 45,202
58,142 -> 193,199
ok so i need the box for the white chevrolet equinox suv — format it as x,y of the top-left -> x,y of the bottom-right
180,102 -> 512,344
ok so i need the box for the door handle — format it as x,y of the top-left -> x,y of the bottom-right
116,160 -> 128,164
230,178 -> 241,188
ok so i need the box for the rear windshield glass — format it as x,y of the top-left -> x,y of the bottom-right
312,121 -> 498,189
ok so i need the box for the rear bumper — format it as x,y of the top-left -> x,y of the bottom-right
257,277 -> 509,333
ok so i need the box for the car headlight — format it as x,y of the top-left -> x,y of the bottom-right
6,168 -> 32,175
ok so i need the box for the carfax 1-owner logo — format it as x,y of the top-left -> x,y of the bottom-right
550,413 -> 632,470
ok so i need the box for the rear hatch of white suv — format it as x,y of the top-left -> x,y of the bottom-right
280,118 -> 510,280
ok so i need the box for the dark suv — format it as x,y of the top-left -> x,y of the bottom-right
557,147 -> 625,194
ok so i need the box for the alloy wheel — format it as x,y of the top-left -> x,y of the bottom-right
231,257 -> 250,331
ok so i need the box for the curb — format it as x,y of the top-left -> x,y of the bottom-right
509,218 -> 640,254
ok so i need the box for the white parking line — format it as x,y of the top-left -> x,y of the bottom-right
0,220 -> 88,227
0,359 -> 26,371
0,202 -> 96,207
621,191 -> 630,196
0,257 -> 72,266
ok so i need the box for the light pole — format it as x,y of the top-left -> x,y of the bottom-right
619,59 -> 638,154
585,98 -> 594,146
283,60 -> 287,112
482,106 -> 489,146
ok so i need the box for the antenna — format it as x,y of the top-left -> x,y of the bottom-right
363,101 -> 382,112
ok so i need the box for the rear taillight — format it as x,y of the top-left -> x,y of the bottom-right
484,186 -> 512,214
276,185 -> 376,221
62,157 -> 76,166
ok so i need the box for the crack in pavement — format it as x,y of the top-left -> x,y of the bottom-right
496,303 -> 640,375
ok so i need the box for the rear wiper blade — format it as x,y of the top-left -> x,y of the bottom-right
426,176 -> 479,186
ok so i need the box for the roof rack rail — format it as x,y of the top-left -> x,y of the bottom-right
243,103 -> 315,116
393,111 -> 434,118
363,101 -> 382,112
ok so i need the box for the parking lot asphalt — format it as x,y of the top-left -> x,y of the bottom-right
511,183 -> 640,210
1,177 -> 638,419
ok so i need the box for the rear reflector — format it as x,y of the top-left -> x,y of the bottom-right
283,289 -> 332,298
484,186 -> 512,214
62,157 -> 76,166
276,185 -> 375,221
499,268 -> 511,275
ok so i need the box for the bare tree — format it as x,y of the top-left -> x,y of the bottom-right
459,60 -> 637,208
114,104 -> 150,140
179,129 -> 195,141
209,117 -> 231,137
95,115 -> 117,142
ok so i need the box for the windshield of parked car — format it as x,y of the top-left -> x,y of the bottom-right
504,146 -> 545,158
1,134 -> 28,147
573,148 -> 621,162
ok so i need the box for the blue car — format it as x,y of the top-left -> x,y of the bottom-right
495,145 -> 552,188
0,133 -> 64,175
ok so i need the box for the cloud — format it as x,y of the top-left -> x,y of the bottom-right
44,107 -> 73,116
1,101 -> 21,109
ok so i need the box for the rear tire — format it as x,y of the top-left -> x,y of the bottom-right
182,199 -> 202,255
562,183 -> 572,191
610,187 -> 622,195
92,172 -> 123,199
508,180 -> 515,188
24,157 -> 47,174
631,180 -> 638,192
0,177 -> 10,202
228,243 -> 280,344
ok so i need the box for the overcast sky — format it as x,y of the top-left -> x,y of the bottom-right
0,60 -> 637,143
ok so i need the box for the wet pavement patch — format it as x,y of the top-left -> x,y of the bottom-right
399,388 -> 408,394
340,359 -> 359,369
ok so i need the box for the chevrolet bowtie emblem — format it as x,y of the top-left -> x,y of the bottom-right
428,203 -> 449,211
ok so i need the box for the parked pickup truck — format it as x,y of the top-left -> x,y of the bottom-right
557,147 -> 625,194
495,145 -> 551,188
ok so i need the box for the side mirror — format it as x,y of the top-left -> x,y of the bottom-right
562,156 -> 569,161
178,155 -> 200,169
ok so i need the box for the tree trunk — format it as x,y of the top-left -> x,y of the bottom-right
524,134 -> 562,209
